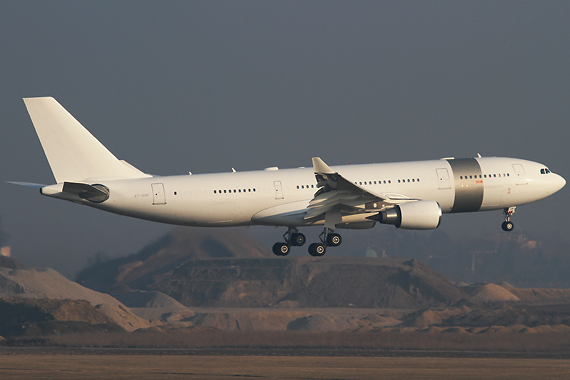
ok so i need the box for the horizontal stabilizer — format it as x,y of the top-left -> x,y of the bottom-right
6,181 -> 47,188
62,182 -> 110,203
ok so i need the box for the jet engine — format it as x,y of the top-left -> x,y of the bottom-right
368,200 -> 442,230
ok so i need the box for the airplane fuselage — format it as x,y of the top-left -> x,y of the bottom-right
42,156 -> 564,228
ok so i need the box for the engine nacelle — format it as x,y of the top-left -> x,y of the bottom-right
371,200 -> 442,230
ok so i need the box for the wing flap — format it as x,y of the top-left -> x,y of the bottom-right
306,157 -> 416,221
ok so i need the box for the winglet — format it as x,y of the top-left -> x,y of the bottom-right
312,157 -> 335,174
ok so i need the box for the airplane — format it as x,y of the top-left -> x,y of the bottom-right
11,97 -> 566,257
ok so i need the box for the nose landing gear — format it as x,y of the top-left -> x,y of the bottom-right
502,207 -> 516,232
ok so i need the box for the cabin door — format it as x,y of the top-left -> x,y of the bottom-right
152,183 -> 166,205
436,168 -> 451,189
274,181 -> 284,199
512,164 -> 527,185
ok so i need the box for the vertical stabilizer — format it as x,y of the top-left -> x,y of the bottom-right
23,97 -> 150,183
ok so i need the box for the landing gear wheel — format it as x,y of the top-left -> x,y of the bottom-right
326,233 -> 342,247
291,233 -> 306,247
272,242 -> 290,256
308,243 -> 326,257
501,221 -> 514,232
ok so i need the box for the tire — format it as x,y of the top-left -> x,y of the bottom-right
326,233 -> 342,247
309,243 -> 326,257
501,221 -> 514,232
291,233 -> 306,247
272,242 -> 290,256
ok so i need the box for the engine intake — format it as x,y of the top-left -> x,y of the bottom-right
368,200 -> 442,230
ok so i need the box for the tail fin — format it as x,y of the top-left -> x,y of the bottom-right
23,97 -> 150,183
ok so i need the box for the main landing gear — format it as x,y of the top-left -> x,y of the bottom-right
272,227 -> 342,257
272,227 -> 306,256
308,228 -> 342,257
502,206 -> 516,232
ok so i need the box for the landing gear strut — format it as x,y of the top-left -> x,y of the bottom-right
502,207 -> 516,232
308,228 -> 342,257
272,227 -> 306,256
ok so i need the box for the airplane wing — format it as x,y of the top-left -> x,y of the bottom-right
305,157 -> 416,220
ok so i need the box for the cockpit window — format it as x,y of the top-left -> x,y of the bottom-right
541,168 -> 551,174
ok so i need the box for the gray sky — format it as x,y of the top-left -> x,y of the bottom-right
1,1 -> 569,277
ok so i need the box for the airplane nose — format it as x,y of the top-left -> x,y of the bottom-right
558,174 -> 566,190
552,174 -> 566,193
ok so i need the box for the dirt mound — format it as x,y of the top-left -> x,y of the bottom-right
507,288 -> 570,303
461,283 -> 520,302
95,304 -> 151,332
0,268 -> 121,306
188,310 -> 311,331
132,308 -> 402,332
0,267 -> 152,330
0,256 -> 25,269
115,290 -> 186,309
287,315 -> 361,332
0,297 -> 122,337
403,306 -> 472,327
142,258 -> 468,309
77,228 -> 272,293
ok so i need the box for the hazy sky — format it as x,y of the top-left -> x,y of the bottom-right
1,1 -> 569,277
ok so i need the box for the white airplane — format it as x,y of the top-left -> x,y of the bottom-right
12,97 -> 566,256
